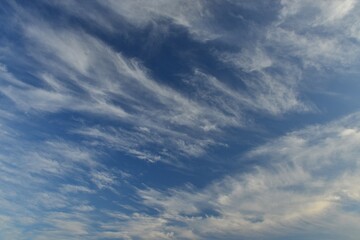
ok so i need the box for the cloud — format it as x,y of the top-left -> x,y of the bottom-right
60,184 -> 95,194
51,219 -> 88,235
279,0 -> 356,26
91,171 -> 117,190
73,205 -> 95,212
268,0 -> 360,71
1,19 -> 244,164
96,0 -> 218,41
0,10 -> 246,160
1,1 -> 360,239
0,114 -> 127,239
74,124 -> 217,164
123,112 -> 360,239
7,0 -> 357,166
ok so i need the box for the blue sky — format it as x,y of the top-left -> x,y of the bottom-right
1,0 -> 360,239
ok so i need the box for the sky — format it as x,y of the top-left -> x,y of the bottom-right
1,0 -> 360,239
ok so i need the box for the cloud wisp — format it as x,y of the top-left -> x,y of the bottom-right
119,112 -> 360,239
4,0 -> 360,165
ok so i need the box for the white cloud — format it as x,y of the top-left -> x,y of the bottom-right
279,0 -> 356,26
100,212 -> 178,240
189,69 -> 309,116
8,0 -> 359,166
219,47 -> 273,73
0,17 -> 249,162
98,0 -> 218,41
60,184 -> 95,194
268,0 -> 360,71
2,2 -> 360,239
0,121 -> 121,239
51,219 -> 89,235
74,125 -> 216,164
122,112 -> 360,239
91,171 -> 117,190
73,205 -> 95,212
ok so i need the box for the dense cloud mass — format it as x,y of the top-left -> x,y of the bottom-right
1,0 -> 360,239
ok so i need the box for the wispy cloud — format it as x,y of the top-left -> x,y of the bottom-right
279,0 -> 356,26
272,0 -> 360,70
1,2 -> 247,164
122,112 -> 360,239
0,116 -> 125,239
1,1 -> 360,239
6,0 -> 358,166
